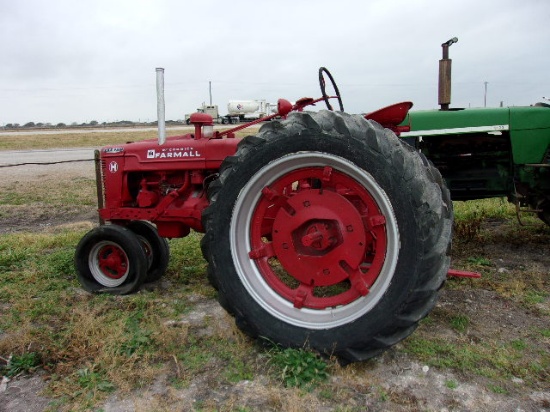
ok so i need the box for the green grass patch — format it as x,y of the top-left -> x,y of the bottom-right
0,178 -> 96,207
445,379 -> 458,389
453,198 -> 515,222
1,352 -> 41,377
267,344 -> 329,388
449,315 -> 469,333
403,336 -> 547,387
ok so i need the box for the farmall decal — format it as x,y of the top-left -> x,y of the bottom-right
147,147 -> 202,159
103,147 -> 124,153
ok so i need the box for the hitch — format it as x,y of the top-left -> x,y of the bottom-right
447,269 -> 481,279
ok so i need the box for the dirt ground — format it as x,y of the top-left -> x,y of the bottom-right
0,160 -> 549,412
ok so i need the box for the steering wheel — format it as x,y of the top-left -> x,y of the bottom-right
319,67 -> 344,111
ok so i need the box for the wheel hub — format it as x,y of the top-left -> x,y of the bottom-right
272,190 -> 366,287
97,244 -> 128,279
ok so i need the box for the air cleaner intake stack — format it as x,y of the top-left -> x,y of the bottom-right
156,67 -> 166,145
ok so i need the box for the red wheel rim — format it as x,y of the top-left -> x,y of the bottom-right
248,166 -> 388,310
87,239 -> 131,287
97,244 -> 129,279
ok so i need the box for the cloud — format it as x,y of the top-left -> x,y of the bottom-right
1,0 -> 549,124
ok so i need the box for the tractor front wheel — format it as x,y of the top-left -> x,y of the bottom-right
201,110 -> 452,363
127,220 -> 170,282
74,225 -> 148,294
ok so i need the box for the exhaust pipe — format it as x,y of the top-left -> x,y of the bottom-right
438,37 -> 458,111
156,67 -> 166,145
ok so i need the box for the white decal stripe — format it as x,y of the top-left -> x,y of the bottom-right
401,124 -> 509,137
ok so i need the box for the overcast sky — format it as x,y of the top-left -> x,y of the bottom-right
1,0 -> 549,125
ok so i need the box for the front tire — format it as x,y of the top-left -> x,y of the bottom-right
75,225 -> 148,294
127,221 -> 170,282
201,111 -> 452,362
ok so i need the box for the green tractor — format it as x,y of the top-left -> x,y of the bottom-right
400,104 -> 550,225
396,38 -> 550,225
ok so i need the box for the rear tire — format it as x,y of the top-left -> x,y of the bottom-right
201,111 -> 452,362
75,225 -> 148,294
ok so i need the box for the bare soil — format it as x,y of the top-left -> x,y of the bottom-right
1,161 -> 549,412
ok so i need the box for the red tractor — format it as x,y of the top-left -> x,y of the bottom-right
75,68 -> 452,363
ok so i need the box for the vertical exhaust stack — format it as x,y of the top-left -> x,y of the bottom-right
438,37 -> 458,111
156,67 -> 166,145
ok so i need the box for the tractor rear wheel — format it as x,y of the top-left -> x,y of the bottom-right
201,110 -> 452,363
74,225 -> 148,294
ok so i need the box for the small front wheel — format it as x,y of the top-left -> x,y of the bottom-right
74,225 -> 148,294
127,220 -> 170,282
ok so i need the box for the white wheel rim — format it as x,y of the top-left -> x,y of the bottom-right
230,152 -> 400,329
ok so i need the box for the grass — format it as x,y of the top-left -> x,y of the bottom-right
0,132 -> 549,410
0,129 -> 162,150
1,199 -> 547,410
1,231 -> 200,403
402,336 -> 547,385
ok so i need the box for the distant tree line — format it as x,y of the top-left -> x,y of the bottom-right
2,119 -> 185,130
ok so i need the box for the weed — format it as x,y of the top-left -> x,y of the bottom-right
452,198 -> 513,240
454,198 -> 514,222
453,215 -> 484,240
509,339 -> 527,351
76,367 -> 115,393
119,314 -> 154,356
378,388 -> 389,401
489,384 -> 508,394
466,256 -> 492,267
224,358 -> 254,383
0,245 -> 30,271
267,345 -> 328,388
42,248 -> 75,278
445,379 -> 458,389
2,352 -> 41,377
166,234 -> 212,297
319,388 -> 334,400
174,337 -> 214,378
523,290 -> 547,306
449,315 -> 469,333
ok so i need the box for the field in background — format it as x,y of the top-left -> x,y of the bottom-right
0,130 -> 548,411
0,125 -> 260,151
